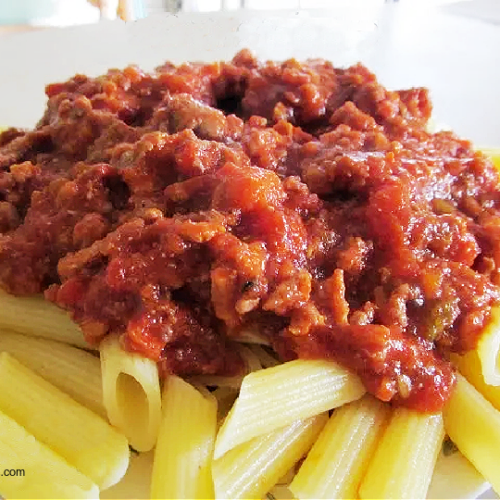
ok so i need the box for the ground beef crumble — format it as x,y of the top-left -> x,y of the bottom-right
1,50 -> 500,411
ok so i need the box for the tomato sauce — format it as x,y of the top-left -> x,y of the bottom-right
1,50 -> 499,411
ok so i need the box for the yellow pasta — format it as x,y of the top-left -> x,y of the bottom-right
453,350 -> 500,411
100,334 -> 162,452
290,395 -> 389,499
443,373 -> 500,494
214,359 -> 365,459
482,147 -> 500,169
0,290 -> 87,348
0,330 -> 105,418
150,376 -> 217,499
213,413 -> 327,500
472,306 -> 500,386
0,408 -> 99,499
359,408 -> 444,499
0,352 -> 129,490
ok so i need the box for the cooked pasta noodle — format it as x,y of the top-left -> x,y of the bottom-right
453,349 -> 500,411
0,352 -> 129,490
443,373 -> 500,494
150,376 -> 217,499
0,291 -> 86,348
473,306 -> 500,386
0,408 -> 99,499
100,334 -> 162,452
0,330 -> 105,418
359,408 -> 444,499
290,395 -> 389,499
214,359 -> 365,459
213,414 -> 327,500
481,147 -> 500,169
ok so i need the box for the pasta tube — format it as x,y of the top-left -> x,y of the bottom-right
0,290 -> 87,348
214,359 -> 365,459
290,395 -> 389,499
359,408 -> 444,499
0,352 -> 129,490
0,408 -> 99,499
473,306 -> 500,386
453,350 -> 500,411
0,330 -> 105,418
443,373 -> 500,494
150,376 -> 217,499
100,334 -> 162,452
213,413 -> 327,500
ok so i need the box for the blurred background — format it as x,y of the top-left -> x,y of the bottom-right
0,0 -> 497,28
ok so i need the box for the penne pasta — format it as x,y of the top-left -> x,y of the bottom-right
453,350 -> 500,411
290,395 -> 389,499
0,408 -> 99,499
443,373 -> 500,494
100,334 -> 162,452
214,359 -> 365,459
359,407 -> 444,499
150,376 -> 217,499
0,290 -> 87,348
213,413 -> 327,500
473,306 -> 500,386
0,352 -> 129,490
0,330 -> 106,418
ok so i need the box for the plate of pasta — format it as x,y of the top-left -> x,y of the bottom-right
1,4 -> 500,500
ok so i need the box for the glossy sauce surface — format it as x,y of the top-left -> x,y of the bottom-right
1,50 -> 499,411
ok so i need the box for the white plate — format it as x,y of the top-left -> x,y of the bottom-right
0,3 -> 498,498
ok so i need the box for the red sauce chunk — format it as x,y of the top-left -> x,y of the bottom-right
1,50 -> 499,411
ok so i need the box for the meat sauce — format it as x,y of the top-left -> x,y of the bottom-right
1,50 -> 499,411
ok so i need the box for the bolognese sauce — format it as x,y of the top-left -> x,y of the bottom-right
1,50 -> 499,412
